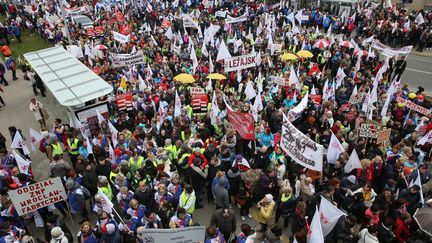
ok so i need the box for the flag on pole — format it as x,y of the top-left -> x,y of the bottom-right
85,136 -> 93,154
409,170 -> 424,205
335,67 -> 346,88
287,93 -> 309,122
12,150 -> 31,174
244,81 -> 257,100
96,110 -> 105,124
29,128 -> 43,152
216,40 -> 231,61
11,132 -> 30,155
319,196 -> 347,236
344,149 -> 362,173
415,12 -> 425,25
418,130 -> 432,146
174,90 -> 181,117
289,65 -> 300,88
327,133 -> 345,164
97,188 -> 114,213
308,206 -> 324,243
210,91 -> 219,125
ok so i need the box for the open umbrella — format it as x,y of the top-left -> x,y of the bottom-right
280,53 -> 298,61
340,41 -> 354,49
414,207 -> 432,236
296,50 -> 314,58
174,73 -> 195,84
354,50 -> 369,56
207,73 -> 226,80
314,39 -> 330,49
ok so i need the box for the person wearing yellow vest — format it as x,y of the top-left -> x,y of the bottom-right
49,136 -> 64,160
128,150 -> 144,176
274,187 -> 297,228
109,163 -> 119,185
179,184 -> 196,215
98,175 -> 113,200
165,139 -> 181,163
67,133 -> 80,167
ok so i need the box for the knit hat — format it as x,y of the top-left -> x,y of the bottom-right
51,227 -> 64,239
41,131 -> 49,138
235,154 -> 243,161
65,178 -> 75,190
347,175 -> 356,184
106,224 -> 116,234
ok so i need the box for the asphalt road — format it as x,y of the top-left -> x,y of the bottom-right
403,53 -> 432,93
0,52 -> 430,241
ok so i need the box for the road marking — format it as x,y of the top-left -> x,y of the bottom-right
405,68 -> 432,75
409,55 -> 432,63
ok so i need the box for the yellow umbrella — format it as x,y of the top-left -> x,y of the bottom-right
280,53 -> 298,61
174,73 -> 195,84
296,50 -> 314,58
207,73 -> 226,80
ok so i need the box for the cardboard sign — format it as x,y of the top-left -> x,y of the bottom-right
269,76 -> 287,86
396,97 -> 430,116
301,15 -> 309,21
191,87 -> 208,113
359,123 -> 379,138
271,44 -> 283,53
224,53 -> 256,72
8,177 -> 67,216
110,50 -> 145,67
376,128 -> 391,144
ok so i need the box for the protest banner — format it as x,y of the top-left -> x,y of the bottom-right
110,50 -> 144,67
359,123 -> 379,138
215,10 -> 227,18
86,27 -> 95,37
396,97 -> 430,116
191,87 -> 208,113
225,11 -> 249,24
280,115 -> 324,171
270,43 -> 283,53
269,76 -> 288,86
113,31 -> 130,43
227,108 -> 255,140
182,15 -> 199,28
224,53 -> 256,72
349,93 -> 364,104
61,5 -> 91,16
371,39 -> 413,55
376,128 -> 391,144
141,226 -> 205,243
8,177 -> 67,216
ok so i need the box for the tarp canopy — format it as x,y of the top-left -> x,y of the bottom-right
24,46 -> 113,107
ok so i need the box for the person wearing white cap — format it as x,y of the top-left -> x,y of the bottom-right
256,194 -> 276,233
50,227 -> 69,243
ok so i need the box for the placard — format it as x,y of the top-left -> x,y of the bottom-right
359,123 -> 379,138
191,87 -> 208,113
8,177 -> 67,216
396,97 -> 430,116
141,226 -> 205,243
224,53 -> 256,72
269,75 -> 287,86
110,50 -> 145,67
225,11 -> 249,24
113,31 -> 130,43
376,128 -> 391,144
349,93 -> 365,104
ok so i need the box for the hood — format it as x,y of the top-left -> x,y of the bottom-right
218,176 -> 226,186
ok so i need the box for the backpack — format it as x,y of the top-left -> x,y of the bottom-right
81,186 -> 91,200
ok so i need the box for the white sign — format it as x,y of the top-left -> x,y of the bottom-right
225,11 -> 248,24
8,177 -> 67,216
113,31 -> 130,43
110,50 -> 145,67
182,15 -> 198,28
371,39 -> 413,55
141,226 -> 205,243
280,115 -> 324,171
61,5 -> 91,17
269,75 -> 287,86
66,45 -> 84,59
270,43 -> 283,53
76,103 -> 110,123
215,10 -> 227,18
224,52 -> 257,72
301,15 -> 309,21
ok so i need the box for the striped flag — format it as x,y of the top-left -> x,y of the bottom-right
116,94 -> 133,111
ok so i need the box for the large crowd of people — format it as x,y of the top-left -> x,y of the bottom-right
0,0 -> 431,242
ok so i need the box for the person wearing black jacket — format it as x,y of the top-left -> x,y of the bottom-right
392,56 -> 407,82
326,214 -> 358,243
377,217 -> 397,243
82,162 -> 98,196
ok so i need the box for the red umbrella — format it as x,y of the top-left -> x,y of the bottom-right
340,41 -> 354,49
314,39 -> 330,49
95,44 -> 108,50
354,50 -> 369,56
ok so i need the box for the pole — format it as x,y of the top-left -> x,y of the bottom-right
65,200 -> 75,229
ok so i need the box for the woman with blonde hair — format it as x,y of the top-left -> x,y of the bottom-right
256,194 -> 276,233
77,221 -> 98,243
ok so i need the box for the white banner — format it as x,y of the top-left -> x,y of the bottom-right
66,45 -> 84,59
141,226 -> 205,243
61,5 -> 91,17
8,177 -> 67,216
224,52 -> 256,72
113,31 -> 130,43
225,11 -> 248,24
371,39 -> 413,55
215,10 -> 227,18
280,115 -> 324,171
110,50 -> 144,67
182,14 -> 198,28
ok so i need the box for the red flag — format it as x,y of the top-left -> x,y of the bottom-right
227,109 -> 255,140
116,94 -> 133,111
86,27 -> 95,37
95,26 -> 104,36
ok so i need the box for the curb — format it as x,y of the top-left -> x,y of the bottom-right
411,51 -> 432,58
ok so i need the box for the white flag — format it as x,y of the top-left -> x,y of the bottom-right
418,130 -> 432,146
11,132 -> 30,155
29,128 -> 43,152
165,26 -> 174,40
319,196 -> 347,236
108,143 -> 116,163
252,92 -> 263,122
344,149 -> 362,173
409,170 -> 425,205
209,54 -> 215,73
327,133 -> 345,164
335,67 -> 346,88
190,44 -> 198,72
85,136 -> 93,154
210,91 -> 219,125
287,93 -> 309,122
107,122 -> 119,148
216,39 -> 231,61
244,81 -> 256,100
295,9 -> 303,24
361,35 -> 374,47
381,81 -> 397,118
326,23 -> 332,38
97,189 -> 114,213
308,206 -> 324,243
415,13 -> 425,25
310,84 -> 316,95
96,110 -> 105,124
12,150 -> 31,174
289,65 -> 300,88
174,90 -> 181,117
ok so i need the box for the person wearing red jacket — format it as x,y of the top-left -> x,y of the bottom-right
188,147 -> 208,169
394,213 -> 412,243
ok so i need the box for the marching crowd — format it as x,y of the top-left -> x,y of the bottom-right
0,0 -> 432,242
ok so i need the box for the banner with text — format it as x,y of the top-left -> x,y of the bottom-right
8,177 -> 67,216
227,109 -> 255,140
110,50 -> 144,67
359,123 -> 379,138
62,5 -> 91,16
113,31 -> 130,43
225,11 -> 249,24
280,116 -> 324,171
141,226 -> 205,243
224,53 -> 256,72
396,97 -> 430,116
191,87 -> 208,113
371,39 -> 413,55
